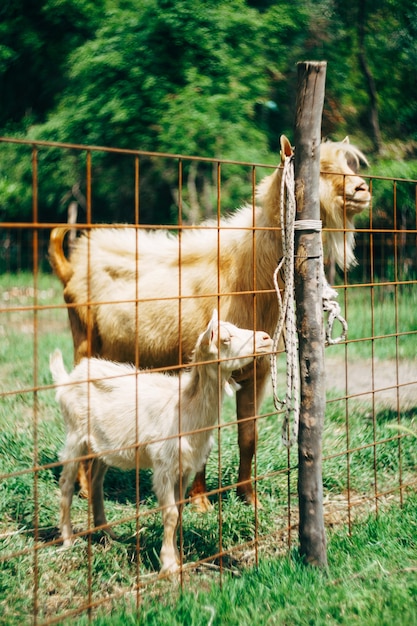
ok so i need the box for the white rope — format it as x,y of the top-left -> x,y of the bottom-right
270,156 -> 348,447
294,219 -> 322,232
322,276 -> 348,345
270,155 -> 299,447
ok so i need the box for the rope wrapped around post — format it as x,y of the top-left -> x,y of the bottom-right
270,154 -> 348,446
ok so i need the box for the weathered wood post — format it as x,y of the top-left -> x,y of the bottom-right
294,61 -> 328,567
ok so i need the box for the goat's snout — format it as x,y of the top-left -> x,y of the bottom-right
347,176 -> 370,213
355,181 -> 369,193
256,332 -> 273,354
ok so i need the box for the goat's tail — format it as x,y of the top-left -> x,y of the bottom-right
48,226 -> 74,285
49,349 -> 70,386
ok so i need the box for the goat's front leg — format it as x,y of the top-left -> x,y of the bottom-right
76,462 -> 90,499
59,458 -> 80,546
91,457 -> 115,538
235,369 -> 267,506
68,308 -> 101,501
154,474 -> 184,575
159,498 -> 180,575
188,468 -> 211,513
170,472 -> 192,565
188,439 -> 214,513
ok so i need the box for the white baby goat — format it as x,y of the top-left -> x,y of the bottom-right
50,310 -> 272,574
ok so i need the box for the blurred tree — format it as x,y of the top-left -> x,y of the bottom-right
1,0 -> 416,238
357,0 -> 382,152
368,0 -> 417,142
0,0 -> 105,130
31,0 -> 272,154
329,0 -> 417,145
23,0 -> 283,224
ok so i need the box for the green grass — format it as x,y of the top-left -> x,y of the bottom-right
1,272 -> 416,624
330,283 -> 417,361
80,495 -> 417,626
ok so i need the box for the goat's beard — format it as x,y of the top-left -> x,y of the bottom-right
325,227 -> 357,270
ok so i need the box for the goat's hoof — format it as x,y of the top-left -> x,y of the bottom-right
98,532 -> 116,547
190,493 -> 213,513
237,489 -> 263,509
58,537 -> 74,550
159,562 -> 180,578
103,527 -> 118,540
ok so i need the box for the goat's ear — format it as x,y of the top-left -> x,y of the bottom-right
342,136 -> 350,144
280,135 -> 293,163
200,310 -> 218,346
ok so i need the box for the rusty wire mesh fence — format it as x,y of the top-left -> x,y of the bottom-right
1,137 -> 416,624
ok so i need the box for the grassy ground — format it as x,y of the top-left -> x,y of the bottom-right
1,272 -> 416,624
84,494 -> 417,626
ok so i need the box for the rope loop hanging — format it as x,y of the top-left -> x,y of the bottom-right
322,279 -> 348,345
270,155 -> 348,447
270,154 -> 299,447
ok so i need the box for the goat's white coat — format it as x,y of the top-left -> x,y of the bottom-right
50,312 -> 272,574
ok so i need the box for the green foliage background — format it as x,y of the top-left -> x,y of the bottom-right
0,0 -> 416,229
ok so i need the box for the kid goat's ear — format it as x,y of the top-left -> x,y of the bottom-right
200,309 -> 218,346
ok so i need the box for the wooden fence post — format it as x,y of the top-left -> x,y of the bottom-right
294,61 -> 328,567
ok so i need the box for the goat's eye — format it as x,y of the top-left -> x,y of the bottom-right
222,337 -> 231,345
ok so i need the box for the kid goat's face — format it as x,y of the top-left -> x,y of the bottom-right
199,311 -> 273,372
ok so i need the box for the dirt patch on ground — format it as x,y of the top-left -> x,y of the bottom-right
325,356 -> 417,409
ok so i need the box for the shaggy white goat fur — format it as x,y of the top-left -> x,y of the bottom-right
50,310 -> 272,574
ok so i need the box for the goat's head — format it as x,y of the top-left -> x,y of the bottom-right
319,137 -> 370,221
256,135 -> 370,269
196,310 -> 272,375
279,135 -> 370,223
319,137 -> 370,268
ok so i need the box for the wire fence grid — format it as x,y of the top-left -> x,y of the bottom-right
1,137 -> 417,624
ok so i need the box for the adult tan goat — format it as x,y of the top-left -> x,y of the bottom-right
49,135 -> 370,511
